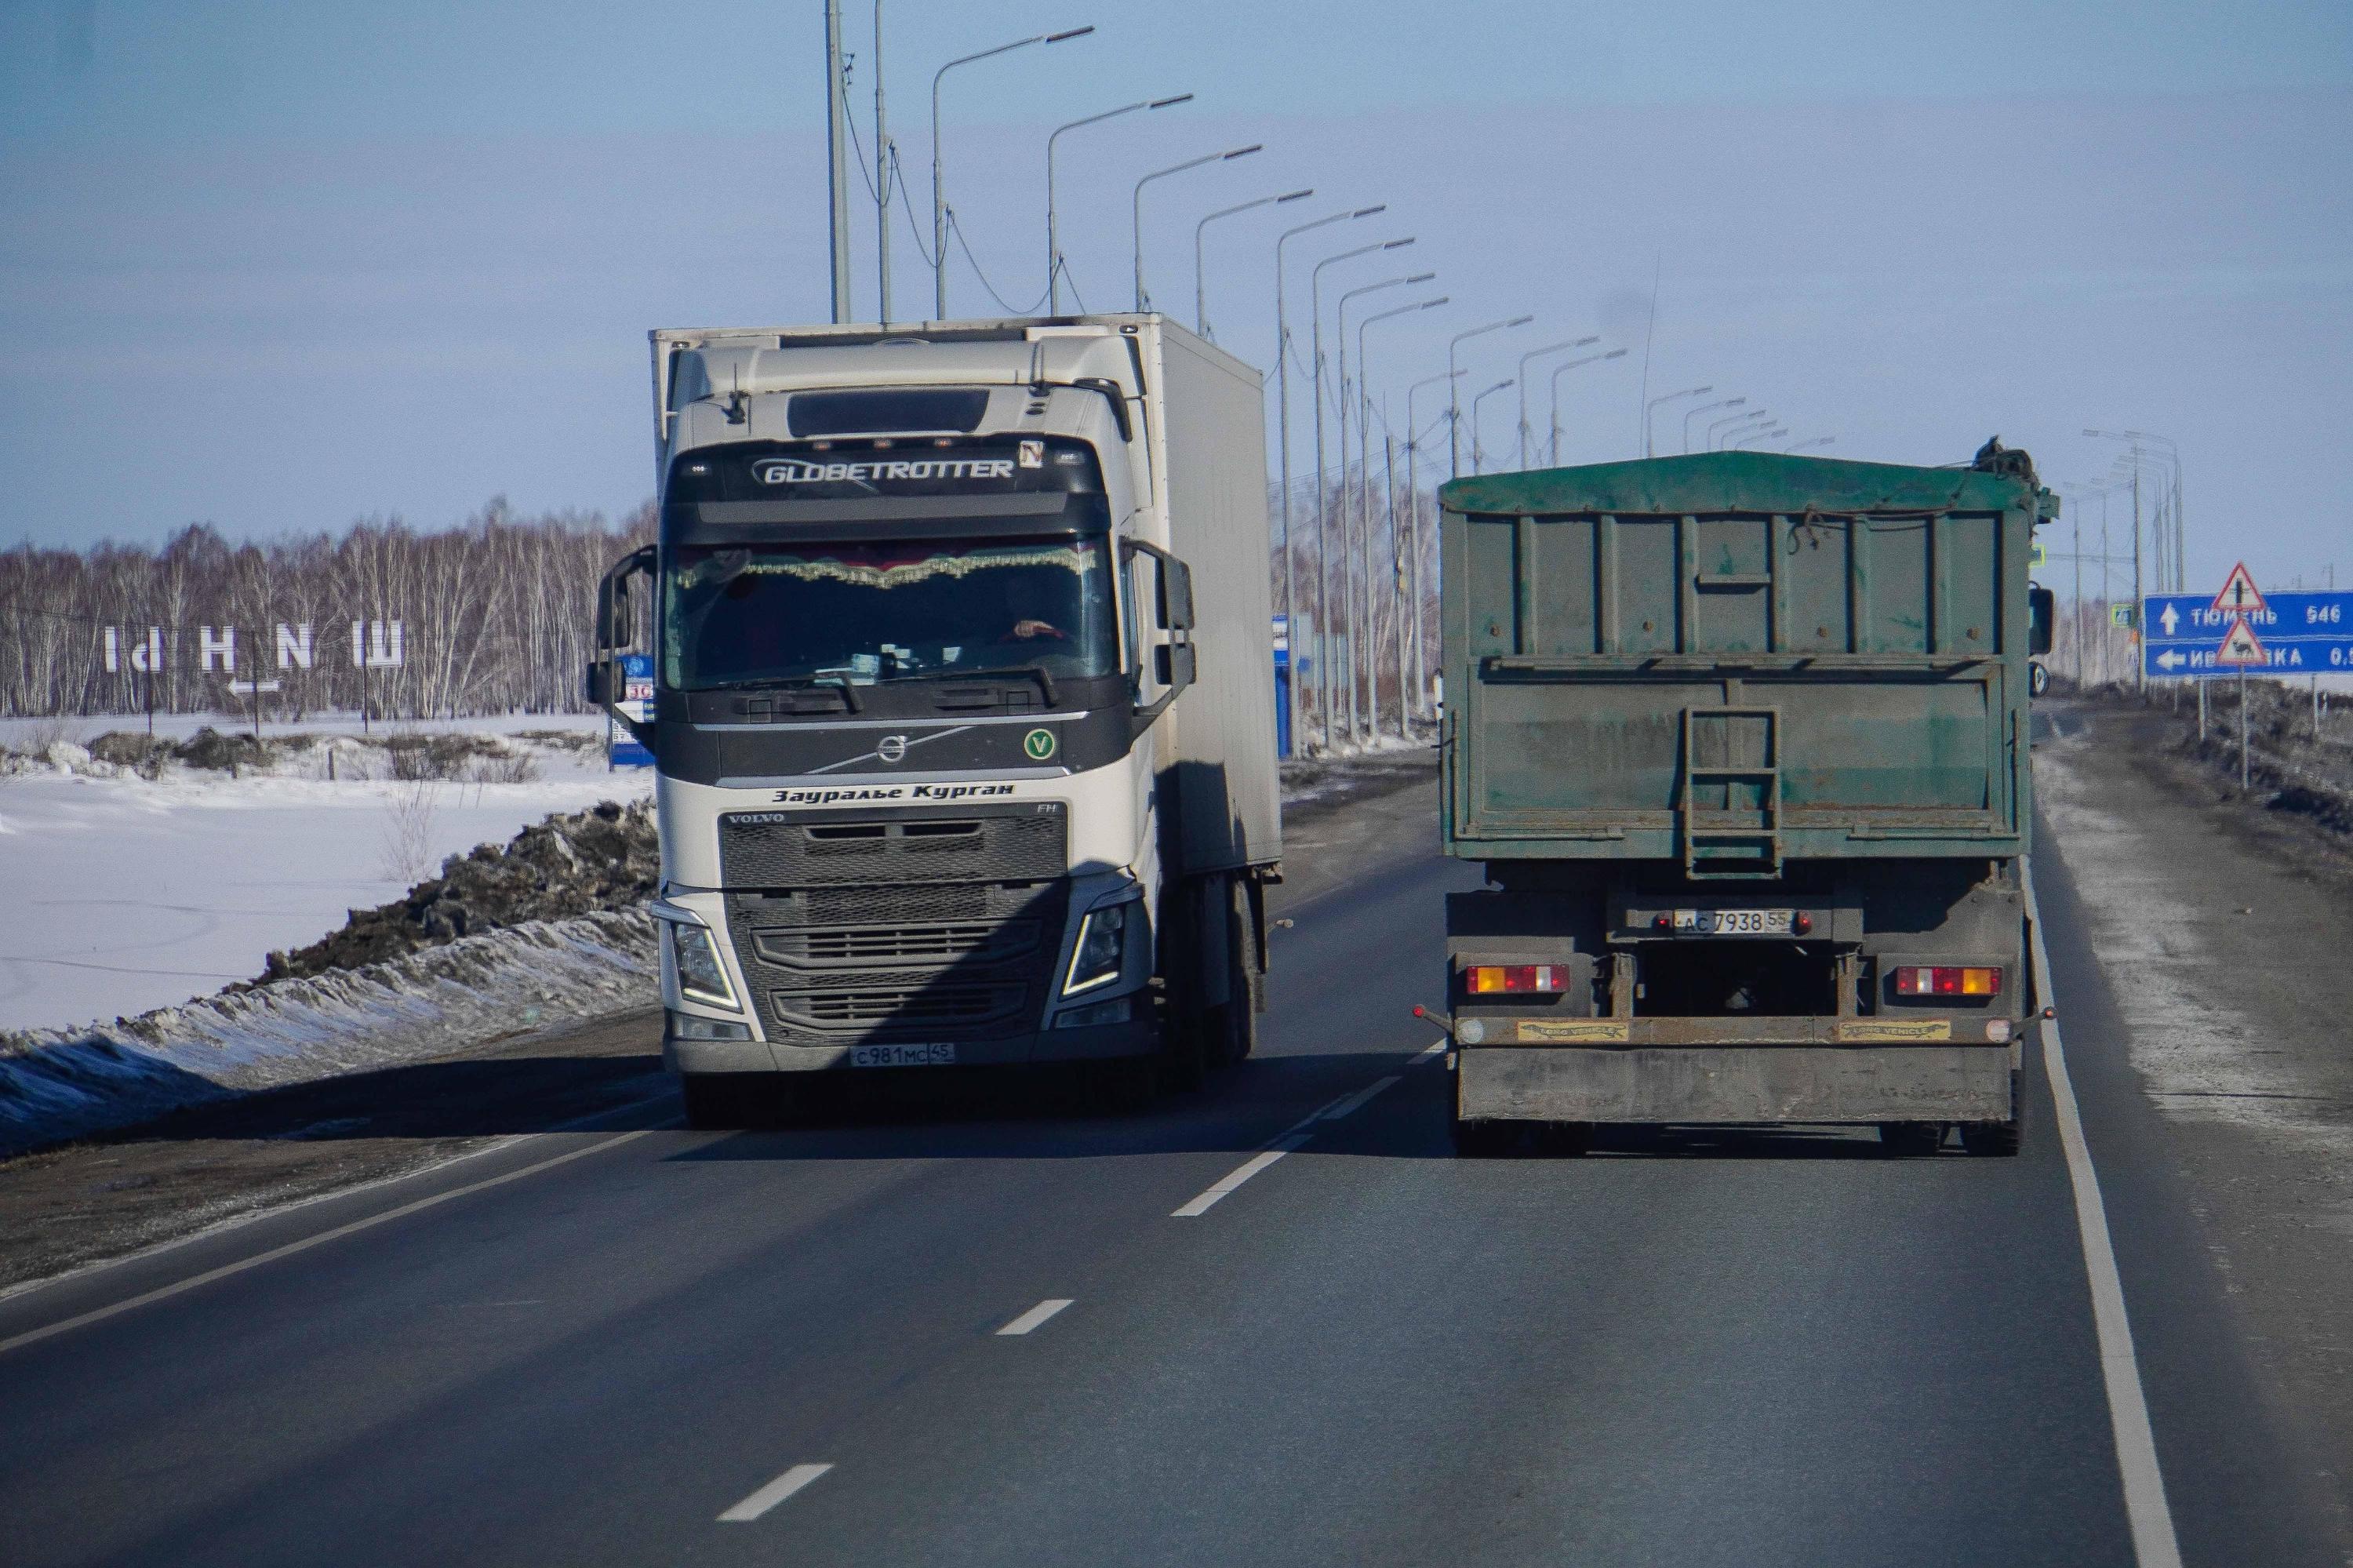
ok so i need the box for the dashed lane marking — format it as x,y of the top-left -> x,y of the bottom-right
1170,1135 -> 1311,1218
718,1463 -> 834,1523
2026,868 -> 2184,1568
1322,1075 -> 1402,1120
995,1298 -> 1074,1336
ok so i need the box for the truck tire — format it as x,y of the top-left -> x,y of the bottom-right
1961,1070 -> 2024,1157
1212,876 -> 1260,1067
1878,1121 -> 1947,1157
680,1073 -> 766,1130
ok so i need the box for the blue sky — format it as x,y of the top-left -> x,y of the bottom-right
3,0 -> 2351,588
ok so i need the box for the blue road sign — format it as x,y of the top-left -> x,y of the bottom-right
2141,590 -> 2353,677
609,652 -> 655,766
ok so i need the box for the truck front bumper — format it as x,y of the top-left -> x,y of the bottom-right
664,1014 -> 1160,1075
1457,1039 -> 2017,1124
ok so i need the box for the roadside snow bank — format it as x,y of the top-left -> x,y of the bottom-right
0,910 -> 655,1157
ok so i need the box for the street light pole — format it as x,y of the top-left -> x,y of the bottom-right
1134,144 -> 1261,311
1448,315 -> 1532,477
1193,187 -> 1311,339
1643,385 -> 1712,457
1682,396 -> 1743,454
1046,94 -> 1190,315
1546,347 -> 1626,465
1354,293 -> 1443,739
932,25 -> 1095,321
824,0 -> 853,322
1310,235 -> 1414,749
1471,379 -> 1514,475
1512,337 -> 1598,469
1709,410 -> 1772,450
1273,205 -> 1383,753
1406,369 -> 1463,718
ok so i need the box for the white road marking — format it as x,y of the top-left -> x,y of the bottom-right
996,1297 -> 1074,1336
1415,1039 -> 1447,1060
2026,868 -> 2185,1568
0,1075 -> 682,1313
0,1128 -> 659,1358
1322,1075 -> 1402,1120
718,1462 -> 833,1522
1170,1134 -> 1311,1217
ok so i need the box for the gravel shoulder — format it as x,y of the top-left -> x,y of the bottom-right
0,753 -> 1441,1296
2035,697 -> 2353,1539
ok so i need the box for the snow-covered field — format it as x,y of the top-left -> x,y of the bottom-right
0,716 -> 649,1035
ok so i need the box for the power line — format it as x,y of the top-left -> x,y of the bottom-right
947,209 -> 1050,317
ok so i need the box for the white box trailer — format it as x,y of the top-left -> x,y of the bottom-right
587,315 -> 1282,1124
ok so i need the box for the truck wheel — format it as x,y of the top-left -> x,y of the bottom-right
1213,877 -> 1260,1066
1877,1121 -> 1947,1156
680,1073 -> 766,1130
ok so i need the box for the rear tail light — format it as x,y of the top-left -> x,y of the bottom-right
1464,965 -> 1567,995
1893,965 -> 2002,998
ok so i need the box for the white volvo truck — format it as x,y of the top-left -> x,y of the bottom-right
587,315 -> 1283,1126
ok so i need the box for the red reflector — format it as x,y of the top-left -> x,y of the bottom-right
1652,914 -> 1672,931
1792,913 -> 1813,935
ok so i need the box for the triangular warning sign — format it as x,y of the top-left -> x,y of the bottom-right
2215,619 -> 2268,668
2211,562 -> 2266,616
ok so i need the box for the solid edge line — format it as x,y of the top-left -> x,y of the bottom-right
996,1297 -> 1075,1336
2026,866 -> 2185,1568
0,1079 -> 683,1313
1170,1134 -> 1310,1217
718,1462 -> 834,1523
0,1126 -> 660,1358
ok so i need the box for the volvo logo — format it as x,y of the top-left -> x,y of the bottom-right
875,733 -> 909,764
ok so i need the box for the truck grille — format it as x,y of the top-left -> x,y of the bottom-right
718,802 -> 1069,1046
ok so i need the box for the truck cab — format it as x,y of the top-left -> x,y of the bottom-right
588,318 -> 1280,1125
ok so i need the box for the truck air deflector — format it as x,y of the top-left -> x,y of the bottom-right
671,492 -> 1088,544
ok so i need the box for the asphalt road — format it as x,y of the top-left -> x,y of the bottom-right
1,818 -> 2341,1566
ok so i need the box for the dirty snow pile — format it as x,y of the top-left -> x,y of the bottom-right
0,910 -> 656,1156
254,799 -> 659,983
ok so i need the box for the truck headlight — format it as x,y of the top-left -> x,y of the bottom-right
666,920 -> 740,1011
1064,900 -> 1130,995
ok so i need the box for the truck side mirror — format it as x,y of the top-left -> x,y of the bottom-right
2027,584 -> 2055,657
584,660 -> 614,705
1162,557 -> 1195,632
591,545 -> 659,754
1155,642 -> 1197,689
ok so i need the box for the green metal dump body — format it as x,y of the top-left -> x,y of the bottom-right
1437,453 -> 2047,877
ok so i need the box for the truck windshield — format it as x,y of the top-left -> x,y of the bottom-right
664,534 -> 1120,690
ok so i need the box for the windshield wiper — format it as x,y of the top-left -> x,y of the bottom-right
707,674 -> 863,712
920,664 -> 1058,707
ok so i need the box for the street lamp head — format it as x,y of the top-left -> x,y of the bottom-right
1404,271 -> 1435,284
1223,144 -> 1264,160
1420,296 -> 1449,309
1602,347 -> 1627,359
1046,25 -> 1095,42
1148,93 -> 1193,109
1351,203 -> 1387,218
1382,237 -> 1416,250
1277,188 -> 1314,202
1574,335 -> 1599,347
1507,314 -> 1534,327
1724,396 -> 1747,407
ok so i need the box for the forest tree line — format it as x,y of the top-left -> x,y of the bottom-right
0,500 -> 656,720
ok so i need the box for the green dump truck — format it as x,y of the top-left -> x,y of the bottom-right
1432,444 -> 2056,1155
